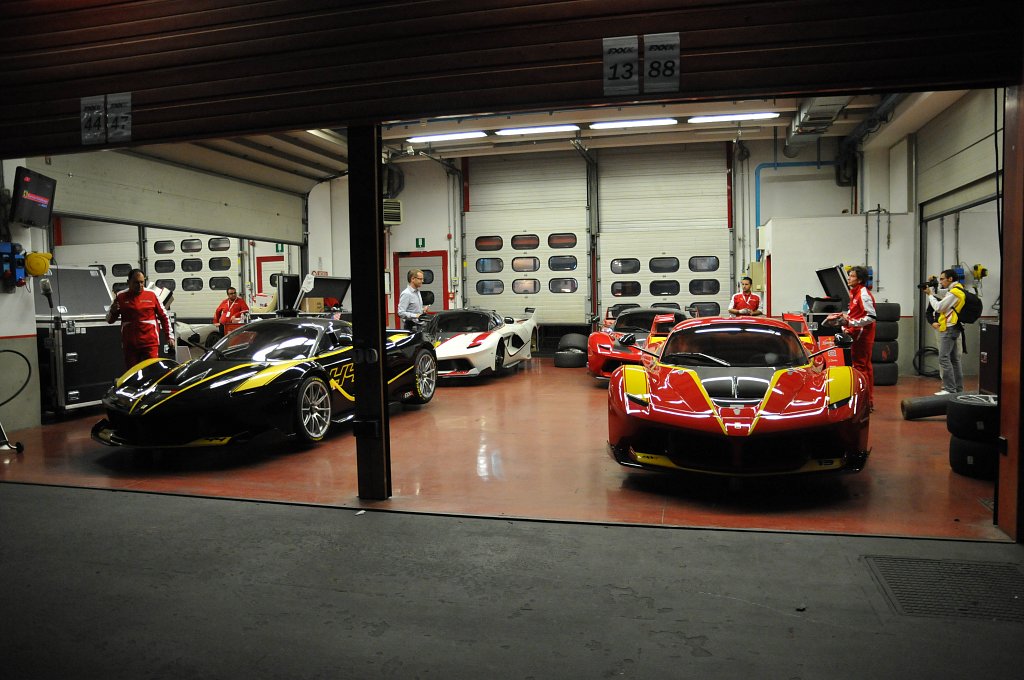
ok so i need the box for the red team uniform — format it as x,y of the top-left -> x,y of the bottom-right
730,292 -> 761,314
108,289 -> 172,369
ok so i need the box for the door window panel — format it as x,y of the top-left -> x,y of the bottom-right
182,258 -> 203,272
182,278 -> 204,292
154,240 -> 175,254
689,256 -> 720,272
475,236 -> 503,251
511,234 -> 539,250
209,257 -> 232,271
476,258 -> 503,273
548,233 -> 577,248
155,279 -> 176,291
512,279 -> 539,294
650,257 -> 679,273
512,256 -> 540,272
180,238 -> 203,253
689,279 -> 721,295
154,259 -> 175,273
549,278 -> 578,293
477,280 -> 504,295
111,263 -> 133,277
611,281 -> 641,297
548,255 -> 577,271
611,258 -> 641,274
210,277 -> 232,291
650,280 -> 681,296
208,237 -> 232,251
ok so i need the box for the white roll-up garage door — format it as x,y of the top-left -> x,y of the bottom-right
596,144 -> 730,316
29,152 -> 305,244
464,152 -> 589,324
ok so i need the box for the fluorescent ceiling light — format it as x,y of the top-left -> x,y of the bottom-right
494,124 -> 580,136
589,118 -> 678,130
687,112 -> 781,123
406,131 -> 487,143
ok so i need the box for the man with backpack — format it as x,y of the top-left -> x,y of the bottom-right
924,269 -> 967,395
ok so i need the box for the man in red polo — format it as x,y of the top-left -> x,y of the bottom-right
728,276 -> 763,316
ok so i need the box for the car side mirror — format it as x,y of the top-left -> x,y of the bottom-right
504,316 -> 514,324
618,333 -> 636,347
833,332 -> 854,348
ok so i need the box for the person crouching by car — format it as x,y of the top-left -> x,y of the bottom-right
825,266 -> 876,408
106,269 -> 172,369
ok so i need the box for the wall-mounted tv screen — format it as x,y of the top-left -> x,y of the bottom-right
10,166 -> 57,228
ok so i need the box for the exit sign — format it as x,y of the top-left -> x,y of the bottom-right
415,237 -> 425,248
274,243 -> 284,253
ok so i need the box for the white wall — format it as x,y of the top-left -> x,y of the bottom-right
761,213 -> 916,316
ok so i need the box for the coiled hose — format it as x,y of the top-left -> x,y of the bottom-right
0,349 -> 32,408
913,346 -> 940,378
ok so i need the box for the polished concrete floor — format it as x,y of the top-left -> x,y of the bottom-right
2,358 -> 1003,541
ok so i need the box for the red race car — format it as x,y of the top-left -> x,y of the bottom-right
608,316 -> 869,477
587,306 -> 689,380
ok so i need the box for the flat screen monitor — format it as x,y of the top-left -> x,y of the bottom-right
10,166 -> 57,228
306,276 -> 351,309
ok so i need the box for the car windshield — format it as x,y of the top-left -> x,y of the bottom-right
432,312 -> 491,334
613,310 -> 685,334
660,324 -> 807,368
214,322 -> 320,361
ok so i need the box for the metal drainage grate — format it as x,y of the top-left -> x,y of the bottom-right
866,555 -> 1024,623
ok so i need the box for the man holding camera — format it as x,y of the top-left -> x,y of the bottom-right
923,269 -> 966,395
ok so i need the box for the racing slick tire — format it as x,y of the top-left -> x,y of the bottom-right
493,342 -> 506,374
403,349 -> 438,404
874,302 -> 901,323
553,348 -> 587,368
874,321 -> 899,342
205,331 -> 222,348
295,375 -> 332,443
946,393 -> 999,443
557,333 -> 588,352
872,361 -> 898,386
901,394 -> 952,420
871,341 -> 898,363
948,435 -> 998,479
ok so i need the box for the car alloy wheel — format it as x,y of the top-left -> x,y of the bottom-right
297,376 -> 331,442
404,349 -> 437,404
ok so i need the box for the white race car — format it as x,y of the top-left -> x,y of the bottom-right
423,308 -> 537,378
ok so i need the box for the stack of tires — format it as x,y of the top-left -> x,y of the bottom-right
872,302 -> 900,386
554,333 -> 588,368
946,394 -> 1000,479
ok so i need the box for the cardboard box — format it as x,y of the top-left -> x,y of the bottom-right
300,297 -> 325,313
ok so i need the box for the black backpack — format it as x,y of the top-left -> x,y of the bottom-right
958,287 -> 983,324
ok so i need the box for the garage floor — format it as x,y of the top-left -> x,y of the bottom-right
1,359 -> 1004,541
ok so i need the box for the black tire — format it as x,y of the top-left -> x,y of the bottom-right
874,302 -> 901,323
553,348 -> 587,368
557,333 -> 589,352
874,321 -> 899,342
872,362 -> 898,386
493,341 -> 506,374
946,393 -> 999,442
901,394 -> 952,420
871,341 -> 898,363
949,435 -> 998,479
403,349 -> 437,404
205,331 -> 222,348
295,375 -> 332,443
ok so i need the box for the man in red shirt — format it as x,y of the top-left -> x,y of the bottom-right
213,287 -> 249,327
827,266 -> 876,408
106,269 -> 172,369
728,276 -> 763,316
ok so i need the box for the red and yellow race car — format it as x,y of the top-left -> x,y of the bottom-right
608,316 -> 869,477
587,307 -> 689,380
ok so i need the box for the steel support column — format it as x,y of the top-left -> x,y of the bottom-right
347,125 -> 391,500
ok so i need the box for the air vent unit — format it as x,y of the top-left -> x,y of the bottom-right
383,199 -> 403,225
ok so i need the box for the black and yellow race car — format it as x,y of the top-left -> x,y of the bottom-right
91,317 -> 437,448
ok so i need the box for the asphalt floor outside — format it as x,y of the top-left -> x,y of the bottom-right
2,482 -> 1022,679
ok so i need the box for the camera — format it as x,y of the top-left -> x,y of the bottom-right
918,276 -> 938,291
